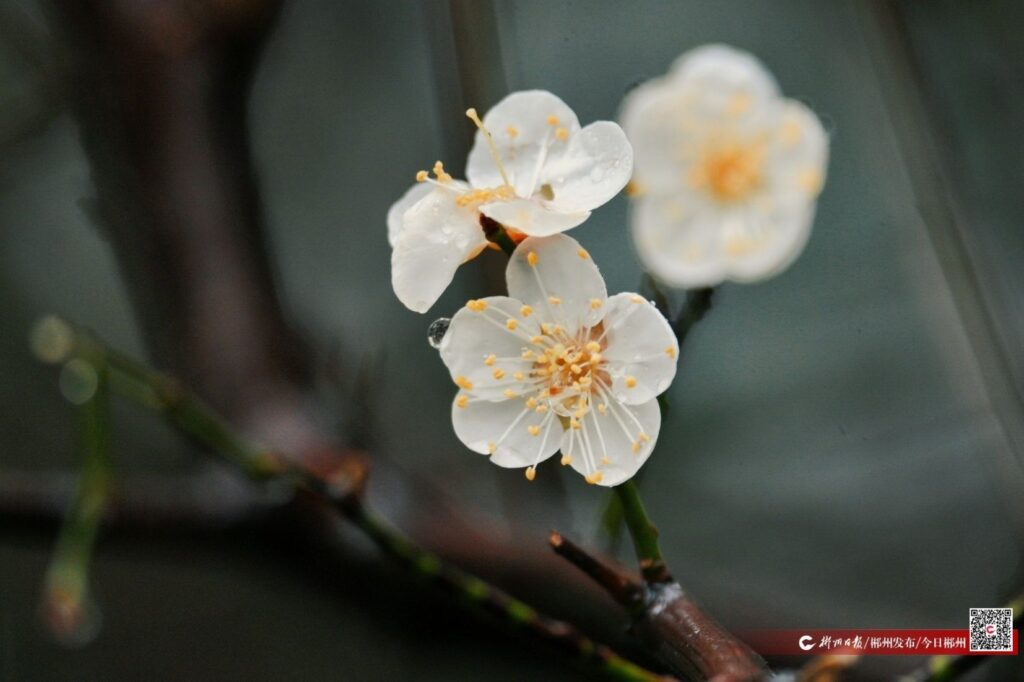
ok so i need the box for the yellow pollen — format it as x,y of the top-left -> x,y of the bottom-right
527,251 -> 538,266
503,389 -> 519,399
639,432 -> 650,442
541,323 -> 554,335
530,335 -> 544,345
601,456 -> 611,465
666,346 -> 677,359
598,404 -> 608,415
625,376 -> 637,388
525,397 -> 538,409
521,350 -> 535,360
484,354 -> 496,366
487,442 -> 497,454
574,407 -> 588,419
590,298 -> 602,309
555,127 -> 569,141
592,471 -> 603,483
467,299 -> 488,312
514,371 -> 525,381
631,441 -> 641,454
456,395 -> 469,408
589,353 -> 602,365
456,376 -> 473,390
415,170 -> 428,182
507,125 -> 519,139
465,107 -> 511,186
577,248 -> 589,260
560,454 -> 572,465
570,418 -> 582,430
506,318 -> 518,331
546,115 -> 559,125
527,425 -> 541,436
493,368 -> 505,380
585,341 -> 601,353
520,305 -> 533,317
690,141 -> 764,202
570,364 -> 582,375
525,466 -> 536,481
535,404 -> 548,414
455,185 -> 515,208
548,296 -> 561,305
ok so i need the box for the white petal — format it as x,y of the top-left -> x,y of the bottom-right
619,80 -> 693,195
439,295 -> 541,401
506,234 -> 607,329
599,293 -> 678,405
466,90 -> 580,197
452,395 -> 561,468
561,397 -> 660,487
724,202 -> 816,283
669,44 -> 779,101
540,121 -> 633,213
386,182 -> 433,247
764,100 -> 829,200
631,196 -> 728,288
390,187 -> 487,313
480,198 -> 590,237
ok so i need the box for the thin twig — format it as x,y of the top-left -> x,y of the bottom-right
549,531 -> 644,611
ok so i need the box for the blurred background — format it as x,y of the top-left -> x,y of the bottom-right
1,1 -> 1022,680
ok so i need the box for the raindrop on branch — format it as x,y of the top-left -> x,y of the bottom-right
427,317 -> 451,349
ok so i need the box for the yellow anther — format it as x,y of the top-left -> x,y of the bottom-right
527,251 -> 538,266
579,375 -> 592,387
666,346 -> 677,359
484,354 -> 497,366
530,335 -> 544,345
601,456 -> 611,465
577,248 -> 589,260
493,368 -> 506,380
548,296 -> 561,305
503,389 -> 519,399
590,298 -> 602,309
507,125 -> 519,139
546,115 -> 559,126
589,353 -> 602,365
570,364 -> 582,375
525,397 -> 538,409
625,376 -> 637,388
585,341 -> 601,353
467,299 -> 488,312
555,127 -> 569,141
598,403 -> 608,415
456,376 -> 474,390
638,432 -> 650,442
570,417 -> 582,430
513,371 -> 524,381
521,349 -> 535,360
541,323 -> 554,335
520,305 -> 533,317
535,404 -> 548,414
592,471 -> 603,483
574,407 -> 588,419
554,325 -> 564,335
560,454 -> 572,466
525,466 -> 536,481
432,160 -> 453,182
527,425 -> 541,436
466,107 -> 511,186
487,442 -> 497,454
506,318 -> 518,331
456,395 -> 469,408
631,295 -> 645,304
415,170 -> 429,182
632,441 -> 641,454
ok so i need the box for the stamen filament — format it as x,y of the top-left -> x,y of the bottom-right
466,108 -> 512,187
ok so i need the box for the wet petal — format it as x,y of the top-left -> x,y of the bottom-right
452,395 -> 561,468
540,121 -> 633,213
506,234 -> 607,330
669,44 -> 779,103
480,198 -> 590,237
386,182 -> 433,247
631,196 -> 728,288
390,186 -> 486,313
599,293 -> 678,405
440,295 -> 542,401
560,397 -> 660,487
466,90 -> 581,197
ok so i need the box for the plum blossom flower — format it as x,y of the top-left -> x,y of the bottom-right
388,90 -> 633,312
438,233 -> 678,486
620,44 -> 829,287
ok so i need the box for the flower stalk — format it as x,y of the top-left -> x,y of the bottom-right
614,480 -> 671,584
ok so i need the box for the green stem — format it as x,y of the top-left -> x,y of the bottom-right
42,320 -> 671,682
42,351 -> 112,641
614,480 -> 671,584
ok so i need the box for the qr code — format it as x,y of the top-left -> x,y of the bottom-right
969,608 -> 1013,652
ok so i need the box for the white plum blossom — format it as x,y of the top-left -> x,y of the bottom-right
438,233 -> 678,486
388,90 -> 633,312
620,44 -> 829,287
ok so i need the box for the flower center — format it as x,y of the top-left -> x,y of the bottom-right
531,330 -> 608,421
689,141 -> 764,202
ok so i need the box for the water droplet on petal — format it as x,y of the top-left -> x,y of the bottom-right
427,317 -> 451,349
